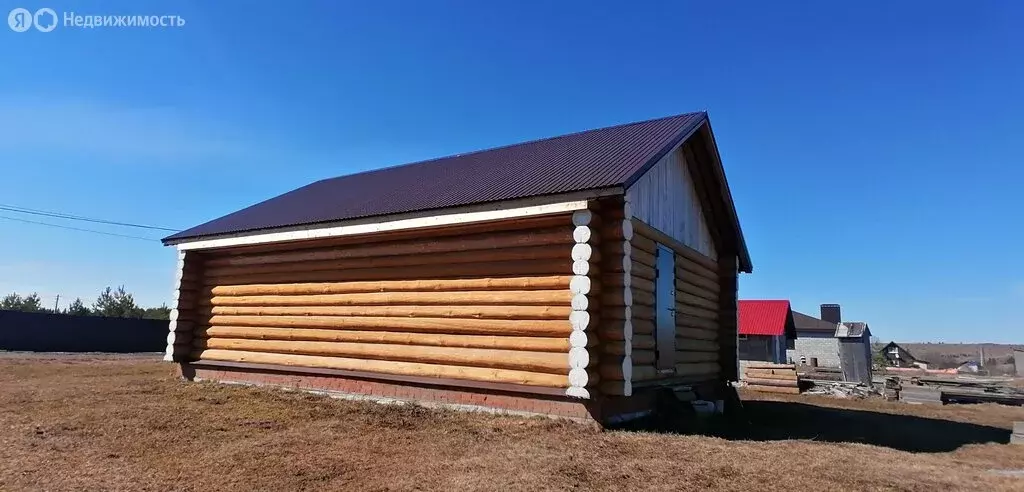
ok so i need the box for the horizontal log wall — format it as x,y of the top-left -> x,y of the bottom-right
182,214 -> 595,390
631,219 -> 723,384
596,198 -> 635,397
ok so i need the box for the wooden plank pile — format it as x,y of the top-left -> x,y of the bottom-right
1012,422 -> 1023,445
898,384 -> 943,405
743,363 -> 800,395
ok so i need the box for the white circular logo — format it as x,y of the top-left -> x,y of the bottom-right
33,8 -> 56,32
8,7 -> 32,32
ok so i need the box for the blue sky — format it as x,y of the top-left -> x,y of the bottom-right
1,1 -> 1021,343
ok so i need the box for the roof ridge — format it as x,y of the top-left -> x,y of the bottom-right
314,111 -> 707,184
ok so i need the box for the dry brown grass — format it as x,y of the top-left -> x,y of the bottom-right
1,355 -> 1023,491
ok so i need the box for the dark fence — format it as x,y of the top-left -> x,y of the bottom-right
0,310 -> 167,352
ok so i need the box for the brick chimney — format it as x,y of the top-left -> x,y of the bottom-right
820,303 -> 841,325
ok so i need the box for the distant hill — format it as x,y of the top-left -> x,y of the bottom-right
873,342 -> 1022,373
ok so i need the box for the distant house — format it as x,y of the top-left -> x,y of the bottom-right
957,360 -> 980,373
738,300 -> 796,363
880,342 -> 920,368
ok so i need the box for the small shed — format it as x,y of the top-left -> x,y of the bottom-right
738,300 -> 795,364
1015,350 -> 1024,377
161,112 -> 752,424
835,322 -> 872,384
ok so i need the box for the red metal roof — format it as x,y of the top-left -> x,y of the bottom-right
739,300 -> 794,337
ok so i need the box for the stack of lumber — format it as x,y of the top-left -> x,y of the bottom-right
1012,422 -> 1023,445
898,384 -> 943,405
743,363 -> 800,395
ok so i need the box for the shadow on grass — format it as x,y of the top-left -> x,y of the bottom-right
613,398 -> 1011,453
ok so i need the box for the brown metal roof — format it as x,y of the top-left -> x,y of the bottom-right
163,112 -> 751,271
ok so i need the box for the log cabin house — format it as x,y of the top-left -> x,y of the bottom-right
161,112 -> 752,423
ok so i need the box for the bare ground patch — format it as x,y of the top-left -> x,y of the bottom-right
1,356 -> 1022,491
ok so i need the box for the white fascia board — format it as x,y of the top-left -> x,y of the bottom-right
172,189 -> 619,251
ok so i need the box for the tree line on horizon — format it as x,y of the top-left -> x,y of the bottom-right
0,286 -> 170,320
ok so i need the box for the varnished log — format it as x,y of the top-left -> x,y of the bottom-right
631,219 -> 718,272
676,327 -> 718,341
201,304 -> 570,320
600,288 -> 632,307
204,227 -> 575,268
629,261 -> 656,281
675,339 -> 720,352
208,214 -> 575,257
632,350 -> 656,365
605,274 -> 655,293
632,365 -> 658,381
676,291 -> 718,311
631,334 -> 656,350
203,315 -> 571,337
603,220 -> 633,241
632,318 -> 655,335
676,274 -> 720,296
208,276 -> 572,297
675,302 -> 719,321
675,314 -> 718,331
631,305 -> 656,321
197,325 -> 577,352
195,349 -> 569,387
597,321 -> 631,341
675,260 -> 718,284
204,259 -> 568,286
630,234 -> 657,255
629,276 -> 656,295
631,248 -> 656,269
204,245 -> 570,278
203,290 -> 571,307
676,281 -> 717,303
674,362 -> 721,376
675,351 -> 719,363
196,338 -> 575,374
631,289 -> 655,307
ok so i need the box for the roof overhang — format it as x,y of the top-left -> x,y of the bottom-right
166,188 -> 618,251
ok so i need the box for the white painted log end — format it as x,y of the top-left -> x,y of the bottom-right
167,320 -> 178,332
569,275 -> 592,295
571,260 -> 591,276
176,250 -> 186,260
568,347 -> 590,369
620,356 -> 633,382
621,255 -> 632,274
570,243 -> 593,262
621,220 -> 634,241
565,386 -> 591,399
163,352 -> 175,362
621,273 -> 632,288
169,309 -> 179,322
622,318 -> 633,341
622,380 -> 633,397
572,225 -> 592,244
621,240 -> 631,256
568,367 -> 590,387
569,330 -> 589,348
571,209 -> 593,227
622,287 -> 633,307
622,201 -> 633,220
569,310 -> 591,331
570,293 -> 590,311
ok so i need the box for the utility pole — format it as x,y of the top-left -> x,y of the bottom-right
53,294 -> 60,312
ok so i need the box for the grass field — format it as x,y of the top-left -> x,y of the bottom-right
1,355 -> 1022,491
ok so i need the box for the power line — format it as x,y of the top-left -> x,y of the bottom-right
0,204 -> 180,232
0,215 -> 161,241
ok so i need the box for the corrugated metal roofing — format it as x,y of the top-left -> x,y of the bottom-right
739,300 -> 793,337
163,112 -> 707,242
835,322 -> 870,338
